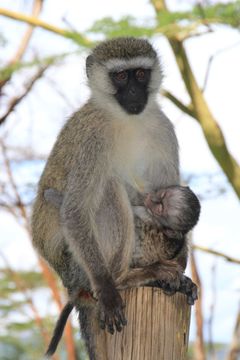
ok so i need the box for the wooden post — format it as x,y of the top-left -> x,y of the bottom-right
94,287 -> 191,360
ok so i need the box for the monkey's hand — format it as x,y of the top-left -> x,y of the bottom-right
178,275 -> 198,305
144,186 -> 200,238
150,274 -> 198,305
97,281 -> 127,334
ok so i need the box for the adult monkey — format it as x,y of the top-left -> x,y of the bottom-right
31,37 -> 200,358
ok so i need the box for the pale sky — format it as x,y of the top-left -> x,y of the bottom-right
0,0 -> 240,344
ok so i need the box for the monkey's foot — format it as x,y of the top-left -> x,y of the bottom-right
148,274 -> 198,305
97,285 -> 127,334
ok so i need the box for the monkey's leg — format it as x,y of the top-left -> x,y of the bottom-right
77,305 -> 100,360
98,180 -> 135,284
117,260 -> 182,290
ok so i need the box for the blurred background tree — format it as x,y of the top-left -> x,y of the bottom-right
0,0 -> 239,359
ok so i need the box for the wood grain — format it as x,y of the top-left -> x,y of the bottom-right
94,287 -> 191,360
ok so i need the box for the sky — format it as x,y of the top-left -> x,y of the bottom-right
0,0 -> 240,345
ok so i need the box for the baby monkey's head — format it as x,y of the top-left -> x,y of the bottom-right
144,186 -> 201,237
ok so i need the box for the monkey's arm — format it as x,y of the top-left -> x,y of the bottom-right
44,188 -> 63,208
60,133 -> 126,333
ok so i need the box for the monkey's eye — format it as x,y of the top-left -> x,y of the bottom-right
135,69 -> 146,82
113,71 -> 128,82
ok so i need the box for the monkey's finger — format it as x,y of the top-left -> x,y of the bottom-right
178,275 -> 198,305
99,311 -> 106,330
191,285 -> 198,299
163,288 -> 176,296
121,300 -> 126,309
187,296 -> 195,306
101,312 -> 114,334
117,309 -> 127,326
187,286 -> 198,305
106,317 -> 114,335
99,321 -> 106,330
114,317 -> 123,332
187,288 -> 198,305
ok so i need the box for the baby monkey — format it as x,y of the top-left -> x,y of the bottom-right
143,185 -> 200,238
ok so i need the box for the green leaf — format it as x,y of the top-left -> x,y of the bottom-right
87,16 -> 155,38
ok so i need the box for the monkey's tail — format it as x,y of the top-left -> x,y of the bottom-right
45,302 -> 74,357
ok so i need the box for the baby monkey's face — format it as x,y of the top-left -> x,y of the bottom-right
109,68 -> 151,115
144,186 -> 201,237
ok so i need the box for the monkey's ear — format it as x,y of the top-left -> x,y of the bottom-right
86,55 -> 94,78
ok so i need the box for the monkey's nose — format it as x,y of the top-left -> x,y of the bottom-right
129,103 -> 143,114
129,104 -> 138,113
129,87 -> 136,96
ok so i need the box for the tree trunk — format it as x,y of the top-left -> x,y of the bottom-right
94,287 -> 191,360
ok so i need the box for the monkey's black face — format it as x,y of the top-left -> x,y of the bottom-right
110,68 -> 151,115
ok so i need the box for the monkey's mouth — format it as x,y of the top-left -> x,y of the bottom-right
125,102 -> 145,115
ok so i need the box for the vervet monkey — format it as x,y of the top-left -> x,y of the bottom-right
31,37 -> 200,358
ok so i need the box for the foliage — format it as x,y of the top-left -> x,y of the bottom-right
0,267 -> 88,359
0,51 -> 79,82
87,1 -> 240,39
156,1 -> 240,28
87,16 -> 156,38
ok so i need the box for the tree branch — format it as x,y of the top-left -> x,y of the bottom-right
0,0 -> 44,90
11,0 -> 43,63
0,65 -> 48,125
203,40 -> 240,91
0,7 -> 92,47
194,245 -> 240,265
0,7 -> 67,36
226,306 -> 240,360
162,89 -> 195,118
190,250 -> 206,360
169,39 -> 240,198
150,0 -> 167,12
